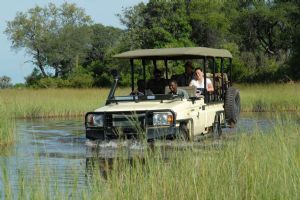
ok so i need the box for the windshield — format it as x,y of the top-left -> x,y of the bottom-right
107,94 -> 185,104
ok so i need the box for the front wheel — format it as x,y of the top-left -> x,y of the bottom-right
178,122 -> 190,141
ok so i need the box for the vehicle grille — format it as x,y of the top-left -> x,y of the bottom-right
105,112 -> 146,134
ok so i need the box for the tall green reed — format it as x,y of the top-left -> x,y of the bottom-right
0,97 -> 15,148
1,114 -> 299,199
238,83 -> 300,112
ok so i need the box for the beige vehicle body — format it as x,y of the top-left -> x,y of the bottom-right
85,47 -> 240,141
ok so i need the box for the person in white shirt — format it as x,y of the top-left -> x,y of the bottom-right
189,68 -> 214,95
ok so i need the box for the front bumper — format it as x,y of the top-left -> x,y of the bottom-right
86,126 -> 178,141
85,110 -> 177,141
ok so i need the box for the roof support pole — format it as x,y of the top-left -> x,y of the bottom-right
130,59 -> 134,92
212,58 -> 216,101
221,58 -> 224,100
142,59 -> 146,92
203,57 -> 208,103
229,58 -> 233,87
164,58 -> 168,79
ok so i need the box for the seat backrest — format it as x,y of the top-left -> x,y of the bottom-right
205,73 -> 229,88
213,73 -> 229,88
165,86 -> 197,97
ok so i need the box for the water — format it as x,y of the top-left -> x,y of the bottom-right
0,113 -> 296,196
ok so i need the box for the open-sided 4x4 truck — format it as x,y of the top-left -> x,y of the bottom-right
85,47 -> 241,141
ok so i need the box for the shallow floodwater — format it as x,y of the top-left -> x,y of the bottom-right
0,112 -> 295,195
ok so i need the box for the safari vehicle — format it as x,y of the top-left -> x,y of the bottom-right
85,47 -> 241,141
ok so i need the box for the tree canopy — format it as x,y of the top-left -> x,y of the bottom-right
5,3 -> 92,78
4,0 -> 300,87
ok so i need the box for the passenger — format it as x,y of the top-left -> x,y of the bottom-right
147,69 -> 166,94
168,80 -> 189,99
189,68 -> 214,96
131,80 -> 153,96
177,61 -> 194,86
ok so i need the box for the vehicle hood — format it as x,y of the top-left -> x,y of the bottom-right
94,99 -> 190,113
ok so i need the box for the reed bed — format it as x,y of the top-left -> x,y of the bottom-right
0,88 -> 130,119
0,98 -> 15,148
0,83 -> 299,147
237,83 -> 300,112
0,83 -> 299,119
1,114 -> 299,199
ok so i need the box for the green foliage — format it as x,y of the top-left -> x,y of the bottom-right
189,0 -> 231,47
289,22 -> 300,80
119,0 -> 193,49
6,0 -> 300,87
5,2 -> 92,78
68,67 -> 94,88
26,66 -> 94,88
13,83 -> 26,89
25,68 -> 44,86
35,77 -> 70,88
85,24 -> 124,64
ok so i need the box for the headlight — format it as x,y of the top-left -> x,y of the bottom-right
153,112 -> 173,126
87,114 -> 104,127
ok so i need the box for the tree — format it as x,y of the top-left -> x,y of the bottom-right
0,76 -> 12,89
288,0 -> 300,80
233,1 -> 295,57
119,0 -> 193,49
85,24 -> 123,65
83,24 -> 124,87
5,3 -> 92,78
188,0 -> 233,48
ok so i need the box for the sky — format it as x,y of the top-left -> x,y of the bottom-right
0,0 -> 147,84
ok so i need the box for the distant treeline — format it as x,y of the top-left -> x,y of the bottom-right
4,0 -> 300,88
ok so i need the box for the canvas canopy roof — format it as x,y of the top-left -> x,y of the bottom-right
113,47 -> 232,59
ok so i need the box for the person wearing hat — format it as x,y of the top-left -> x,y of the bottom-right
177,61 -> 194,86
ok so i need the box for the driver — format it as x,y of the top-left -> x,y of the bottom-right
168,80 -> 189,99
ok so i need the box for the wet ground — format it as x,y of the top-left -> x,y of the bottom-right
0,112 -> 294,194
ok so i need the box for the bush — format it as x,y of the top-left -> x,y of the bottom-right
33,78 -> 70,88
13,83 -> 26,88
68,73 -> 94,88
67,66 -> 94,88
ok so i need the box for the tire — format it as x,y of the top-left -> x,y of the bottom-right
178,123 -> 190,141
225,87 -> 241,128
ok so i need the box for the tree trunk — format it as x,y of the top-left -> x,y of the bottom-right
36,49 -> 47,77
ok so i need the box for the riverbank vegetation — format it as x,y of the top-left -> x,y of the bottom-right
1,114 -> 299,199
0,83 -> 298,148
0,83 -> 299,120
239,83 -> 300,112
4,1 -> 300,88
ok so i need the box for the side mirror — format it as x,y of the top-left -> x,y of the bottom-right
111,69 -> 120,79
